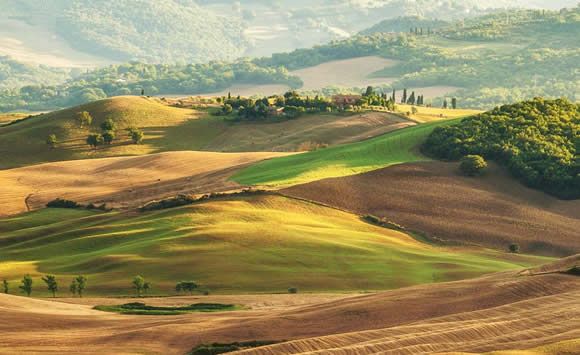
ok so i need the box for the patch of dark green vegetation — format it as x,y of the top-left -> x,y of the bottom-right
94,302 -> 238,315
189,340 -> 281,355
565,266 -> 580,276
423,98 -> 579,199
139,189 -> 268,212
46,198 -> 110,212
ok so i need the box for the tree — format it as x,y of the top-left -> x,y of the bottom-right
401,89 -> 407,104
364,86 -> 374,96
222,103 -> 233,114
407,91 -> 416,105
451,97 -> 457,109
75,111 -> 93,128
130,128 -> 144,144
391,89 -> 396,102
459,155 -> 488,176
443,99 -> 448,109
42,275 -> 58,298
86,134 -> 104,149
132,275 -> 146,297
411,106 -> 418,114
509,243 -> 520,253
46,134 -> 58,149
69,279 -> 78,297
102,130 -> 115,145
19,275 -> 33,297
175,281 -> 198,295
143,281 -> 151,295
100,118 -> 116,132
2,279 -> 8,294
75,275 -> 87,298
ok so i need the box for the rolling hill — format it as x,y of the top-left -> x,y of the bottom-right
0,96 -> 415,169
0,194 -> 549,295
283,161 -> 580,257
0,255 -> 575,354
232,118 -> 459,187
0,151 -> 292,217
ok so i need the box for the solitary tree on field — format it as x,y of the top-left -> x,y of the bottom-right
176,281 -> 198,295
130,129 -> 144,144
86,134 -> 104,149
69,279 -> 78,297
42,275 -> 58,298
143,281 -> 151,295
19,275 -> 33,297
46,134 -> 58,149
100,118 -> 116,132
132,275 -> 147,297
451,97 -> 457,109
102,131 -> 115,145
75,275 -> 87,298
509,243 -> 520,253
459,155 -> 487,176
76,111 -> 93,128
443,99 -> 448,109
2,279 -> 8,294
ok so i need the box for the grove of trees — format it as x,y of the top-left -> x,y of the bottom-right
424,98 -> 579,198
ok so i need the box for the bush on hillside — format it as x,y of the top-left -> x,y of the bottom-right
46,198 -> 81,209
288,287 -> 298,294
423,98 -> 580,199
459,155 -> 487,176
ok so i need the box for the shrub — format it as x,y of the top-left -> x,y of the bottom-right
46,198 -> 81,209
509,243 -> 520,253
459,155 -> 487,176
288,287 -> 298,294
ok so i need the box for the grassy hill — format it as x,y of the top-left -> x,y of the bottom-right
0,96 -> 414,169
232,118 -> 458,187
0,194 -> 549,295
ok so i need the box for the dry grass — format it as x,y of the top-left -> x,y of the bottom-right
0,151 -> 291,216
397,103 -> 482,122
0,257 -> 577,354
283,161 -> 580,257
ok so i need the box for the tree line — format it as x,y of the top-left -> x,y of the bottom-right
2,275 -> 203,298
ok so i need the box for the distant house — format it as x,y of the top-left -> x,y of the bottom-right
268,106 -> 285,116
332,94 -> 362,107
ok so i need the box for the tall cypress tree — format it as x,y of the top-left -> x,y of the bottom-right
392,89 -> 396,102
402,89 -> 407,104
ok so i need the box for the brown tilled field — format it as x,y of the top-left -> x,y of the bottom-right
283,161 -> 580,257
0,151 -> 291,216
0,256 -> 577,354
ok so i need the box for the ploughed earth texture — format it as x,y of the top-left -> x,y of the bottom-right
283,161 -> 580,257
0,256 -> 578,354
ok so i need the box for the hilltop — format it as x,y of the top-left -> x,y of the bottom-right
0,95 -> 416,169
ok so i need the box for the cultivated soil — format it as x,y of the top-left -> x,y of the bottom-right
0,256 -> 577,354
283,161 -> 580,257
0,151 -> 291,216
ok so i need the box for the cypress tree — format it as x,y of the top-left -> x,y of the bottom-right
402,89 -> 407,104
392,89 -> 396,102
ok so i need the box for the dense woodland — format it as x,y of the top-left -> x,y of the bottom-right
424,98 -> 580,199
0,7 -> 578,112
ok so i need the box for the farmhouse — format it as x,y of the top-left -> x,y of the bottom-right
332,94 -> 362,107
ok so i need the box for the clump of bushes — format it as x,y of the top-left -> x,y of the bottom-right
288,287 -> 298,294
139,189 -> 268,212
46,198 -> 109,211
459,155 -> 487,176
509,243 -> 520,253
190,340 -> 280,355
363,215 -> 406,231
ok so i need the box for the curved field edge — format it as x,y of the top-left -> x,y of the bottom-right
0,195 -> 550,296
231,119 -> 460,187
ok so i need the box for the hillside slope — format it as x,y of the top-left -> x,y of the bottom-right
0,256 -> 576,354
0,194 -> 548,295
284,161 -> 580,257
0,96 -> 415,169
233,119 -> 458,187
0,151 -> 292,217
